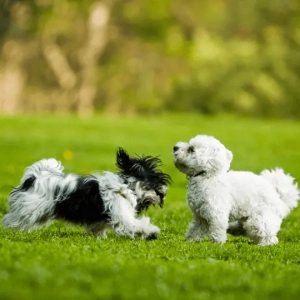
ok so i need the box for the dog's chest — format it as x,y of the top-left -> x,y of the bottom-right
186,180 -> 208,211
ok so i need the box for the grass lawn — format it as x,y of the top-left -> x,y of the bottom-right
0,113 -> 300,300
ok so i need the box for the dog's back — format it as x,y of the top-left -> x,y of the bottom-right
221,170 -> 290,218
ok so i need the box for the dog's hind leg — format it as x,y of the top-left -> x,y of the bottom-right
243,213 -> 281,246
186,214 -> 209,241
85,222 -> 108,239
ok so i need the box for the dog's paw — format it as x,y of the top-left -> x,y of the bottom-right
257,236 -> 278,246
144,224 -> 160,240
145,232 -> 159,240
185,234 -> 203,242
95,232 -> 107,239
208,234 -> 227,244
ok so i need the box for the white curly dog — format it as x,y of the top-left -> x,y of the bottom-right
173,135 -> 299,246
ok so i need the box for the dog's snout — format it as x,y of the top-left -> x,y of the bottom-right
173,146 -> 179,152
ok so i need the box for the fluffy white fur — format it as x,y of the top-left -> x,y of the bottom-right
173,135 -> 299,246
3,157 -> 168,240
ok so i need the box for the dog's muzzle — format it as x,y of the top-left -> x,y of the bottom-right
173,146 -> 179,152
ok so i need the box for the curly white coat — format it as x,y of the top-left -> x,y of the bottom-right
173,135 -> 299,246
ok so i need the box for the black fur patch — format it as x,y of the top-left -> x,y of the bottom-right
135,200 -> 152,215
155,189 -> 165,206
116,148 -> 172,187
54,175 -> 109,225
10,176 -> 36,195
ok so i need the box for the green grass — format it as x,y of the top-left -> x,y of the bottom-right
0,114 -> 300,300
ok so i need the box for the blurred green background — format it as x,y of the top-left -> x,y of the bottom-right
1,2 -> 300,298
0,0 -> 300,118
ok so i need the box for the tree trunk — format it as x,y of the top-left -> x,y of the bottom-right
77,2 -> 110,118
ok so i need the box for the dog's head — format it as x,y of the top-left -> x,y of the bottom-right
173,135 -> 233,177
116,148 -> 172,213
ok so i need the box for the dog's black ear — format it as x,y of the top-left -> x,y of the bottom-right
116,148 -> 134,173
133,156 -> 172,186
116,148 -> 172,185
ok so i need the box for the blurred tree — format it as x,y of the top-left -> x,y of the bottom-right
0,0 -> 299,118
0,0 -> 12,42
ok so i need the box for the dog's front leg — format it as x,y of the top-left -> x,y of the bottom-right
113,215 -> 160,240
207,218 -> 228,244
186,214 -> 209,241
108,195 -> 160,240
85,222 -> 108,239
134,216 -> 161,240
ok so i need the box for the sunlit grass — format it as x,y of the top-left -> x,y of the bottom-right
0,114 -> 300,299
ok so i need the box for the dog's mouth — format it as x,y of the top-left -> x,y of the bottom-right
174,160 -> 194,176
174,160 -> 205,177
136,195 -> 163,214
190,169 -> 207,178
174,159 -> 186,169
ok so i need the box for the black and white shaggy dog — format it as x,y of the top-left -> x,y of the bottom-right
3,148 -> 171,240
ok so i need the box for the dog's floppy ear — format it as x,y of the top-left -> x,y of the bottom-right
116,148 -> 134,173
226,149 -> 233,164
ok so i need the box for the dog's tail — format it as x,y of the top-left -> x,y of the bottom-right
260,168 -> 300,209
20,158 -> 64,184
3,159 -> 64,230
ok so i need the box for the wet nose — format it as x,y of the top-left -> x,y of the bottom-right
173,146 -> 179,152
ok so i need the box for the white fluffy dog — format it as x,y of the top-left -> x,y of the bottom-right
173,135 -> 299,246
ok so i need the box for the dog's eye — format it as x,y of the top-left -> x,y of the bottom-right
187,146 -> 194,153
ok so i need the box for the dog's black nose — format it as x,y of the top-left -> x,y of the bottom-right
173,146 -> 179,152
